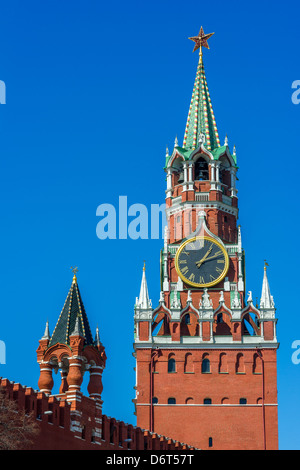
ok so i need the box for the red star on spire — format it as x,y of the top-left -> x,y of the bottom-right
189,26 -> 215,53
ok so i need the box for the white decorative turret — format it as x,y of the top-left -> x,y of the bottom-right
136,262 -> 152,309
260,264 -> 275,309
171,285 -> 181,309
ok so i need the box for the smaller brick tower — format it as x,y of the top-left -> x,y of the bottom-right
36,269 -> 106,445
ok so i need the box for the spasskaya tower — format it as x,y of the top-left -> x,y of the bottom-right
133,27 -> 279,451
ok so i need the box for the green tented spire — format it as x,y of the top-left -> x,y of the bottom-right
183,27 -> 220,151
48,273 -> 94,348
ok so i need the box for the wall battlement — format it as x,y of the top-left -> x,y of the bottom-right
0,378 -> 196,450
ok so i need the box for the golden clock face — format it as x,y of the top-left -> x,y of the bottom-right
175,236 -> 229,288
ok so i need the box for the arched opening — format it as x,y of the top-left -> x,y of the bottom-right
219,155 -> 231,186
152,310 -> 171,336
180,312 -> 199,337
214,311 -> 232,336
184,353 -> 194,373
204,398 -> 212,405
236,353 -> 245,374
195,157 -> 209,181
242,312 -> 260,336
219,353 -> 228,373
253,353 -> 262,374
168,397 -> 176,405
201,356 -> 211,374
172,157 -> 184,186
168,355 -> 176,373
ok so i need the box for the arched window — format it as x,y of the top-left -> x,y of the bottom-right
208,437 -> 213,448
236,353 -> 245,374
204,398 -> 212,405
178,167 -> 184,184
168,397 -> 176,405
195,157 -> 209,181
184,353 -> 194,374
172,158 -> 184,185
202,358 -> 211,374
168,357 -> 176,373
185,314 -> 191,325
239,398 -> 247,405
152,397 -> 158,404
253,353 -> 262,374
219,353 -> 228,374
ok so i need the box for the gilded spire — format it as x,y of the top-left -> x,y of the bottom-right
183,27 -> 220,151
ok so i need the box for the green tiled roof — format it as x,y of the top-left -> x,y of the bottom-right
211,145 -> 237,165
48,278 -> 94,348
183,57 -> 220,151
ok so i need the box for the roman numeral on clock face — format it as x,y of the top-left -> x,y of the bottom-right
181,266 -> 189,275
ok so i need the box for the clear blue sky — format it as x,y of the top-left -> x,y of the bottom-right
0,0 -> 299,450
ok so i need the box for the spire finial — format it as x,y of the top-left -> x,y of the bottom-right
264,260 -> 269,271
184,27 -> 220,151
143,260 -> 146,272
71,266 -> 78,282
189,26 -> 215,63
95,324 -> 101,346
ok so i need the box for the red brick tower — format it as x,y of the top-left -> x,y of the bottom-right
133,28 -> 279,450
36,269 -> 107,445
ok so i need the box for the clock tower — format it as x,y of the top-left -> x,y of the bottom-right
133,28 -> 279,450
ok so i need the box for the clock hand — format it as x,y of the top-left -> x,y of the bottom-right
197,253 -> 224,265
195,245 -> 213,268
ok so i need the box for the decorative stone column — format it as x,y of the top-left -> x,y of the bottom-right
37,361 -> 54,394
67,357 -> 84,392
67,316 -> 85,392
87,364 -> 104,399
